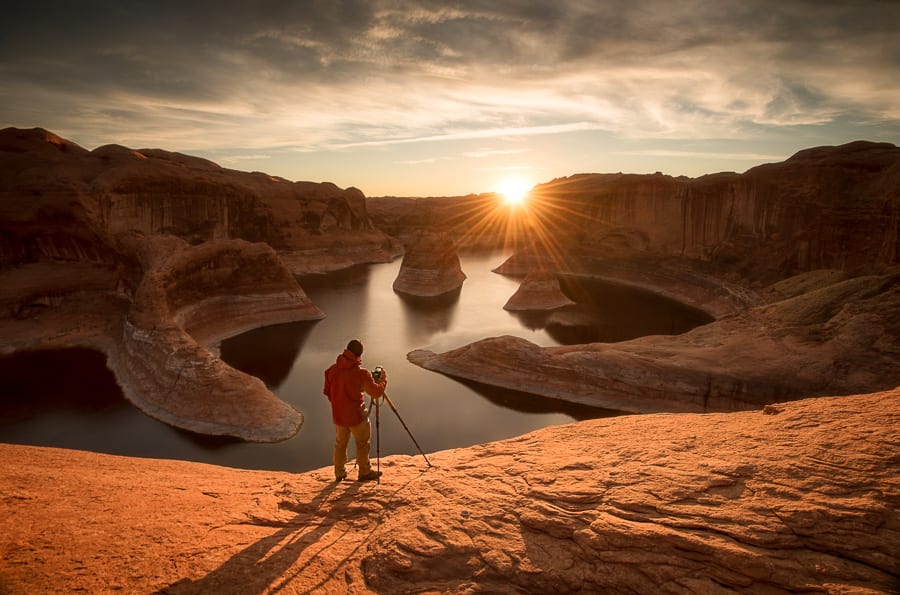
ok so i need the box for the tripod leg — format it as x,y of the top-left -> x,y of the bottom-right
383,393 -> 433,468
375,396 -> 381,484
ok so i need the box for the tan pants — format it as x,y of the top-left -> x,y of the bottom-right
334,419 -> 372,478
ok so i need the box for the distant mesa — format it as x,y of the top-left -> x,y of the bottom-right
392,231 -> 467,297
503,271 -> 575,311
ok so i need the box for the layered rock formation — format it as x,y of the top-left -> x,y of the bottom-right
2,387 -> 897,593
523,141 -> 900,283
392,231 -> 467,297
412,267 -> 900,414
504,271 -> 576,311
0,127 -> 400,272
402,142 -> 900,412
0,232 -> 323,441
0,126 -> 402,440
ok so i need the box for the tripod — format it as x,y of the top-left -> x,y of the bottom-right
372,391 -> 433,484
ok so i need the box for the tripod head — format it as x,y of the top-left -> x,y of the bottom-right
372,365 -> 385,382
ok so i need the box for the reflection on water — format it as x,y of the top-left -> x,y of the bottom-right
218,320 -> 318,388
455,377 -> 623,422
0,251 -> 711,472
509,275 -> 715,344
395,287 -> 461,340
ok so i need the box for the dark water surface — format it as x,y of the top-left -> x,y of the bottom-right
0,251 -> 709,472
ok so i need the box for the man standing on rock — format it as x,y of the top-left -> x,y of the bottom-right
323,339 -> 387,481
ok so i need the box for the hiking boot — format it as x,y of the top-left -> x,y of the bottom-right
358,470 -> 382,482
335,473 -> 347,482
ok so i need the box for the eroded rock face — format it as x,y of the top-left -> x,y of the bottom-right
525,141 -> 900,282
0,127 -> 400,271
411,269 -> 900,413
503,271 -> 575,311
0,232 -> 323,441
1,388 -> 897,593
392,231 -> 467,297
0,127 -> 366,440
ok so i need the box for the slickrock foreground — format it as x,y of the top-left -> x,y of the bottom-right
2,388 -> 898,593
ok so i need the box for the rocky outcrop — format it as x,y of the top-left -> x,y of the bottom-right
0,232 -> 323,441
411,269 -> 900,413
113,234 -> 323,441
503,271 -> 575,311
1,387 -> 897,593
392,231 -> 467,297
0,127 -> 400,271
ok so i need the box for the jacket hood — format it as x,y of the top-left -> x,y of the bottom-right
336,349 -> 361,369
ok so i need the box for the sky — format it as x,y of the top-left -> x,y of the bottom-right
2,1 -> 899,197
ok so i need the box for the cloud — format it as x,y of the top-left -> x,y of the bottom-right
1,0 -> 898,158
463,148 -> 530,158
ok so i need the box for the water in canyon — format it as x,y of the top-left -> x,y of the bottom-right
0,251 -> 712,472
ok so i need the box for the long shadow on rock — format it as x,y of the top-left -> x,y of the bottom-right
155,481 -> 361,595
219,320 -> 319,389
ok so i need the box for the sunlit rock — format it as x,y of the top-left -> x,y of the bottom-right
392,231 -> 467,297
2,387 -> 898,592
503,270 -> 575,311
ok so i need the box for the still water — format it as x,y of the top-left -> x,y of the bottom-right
0,251 -> 709,472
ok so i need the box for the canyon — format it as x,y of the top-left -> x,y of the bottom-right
1,128 -> 898,591
379,141 -> 900,413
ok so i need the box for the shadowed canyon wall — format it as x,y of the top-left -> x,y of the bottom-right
0,127 -> 399,269
0,127 -> 398,440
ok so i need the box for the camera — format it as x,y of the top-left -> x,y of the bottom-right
372,366 -> 385,382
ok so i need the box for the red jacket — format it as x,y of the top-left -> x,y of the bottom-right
323,349 -> 387,427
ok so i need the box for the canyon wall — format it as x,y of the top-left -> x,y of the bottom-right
530,141 -> 899,283
0,127 -> 399,269
372,141 -> 900,285
0,126 -> 392,440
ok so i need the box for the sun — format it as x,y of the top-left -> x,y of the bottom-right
496,176 -> 533,207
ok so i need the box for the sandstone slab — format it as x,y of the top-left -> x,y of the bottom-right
0,388 -> 897,593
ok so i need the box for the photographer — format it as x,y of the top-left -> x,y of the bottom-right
322,339 -> 387,481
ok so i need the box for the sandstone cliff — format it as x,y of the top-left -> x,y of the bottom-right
0,127 -> 404,440
1,388 -> 897,593
525,141 -> 899,284
0,127 -> 400,272
374,141 -> 899,285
